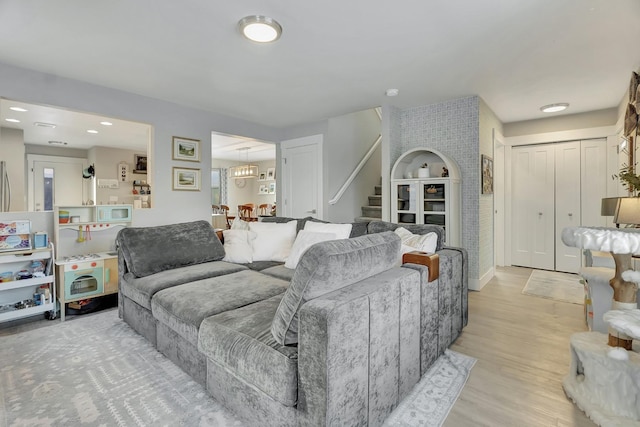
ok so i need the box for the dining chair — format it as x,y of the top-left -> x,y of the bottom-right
238,204 -> 254,221
220,205 -> 231,228
258,203 -> 270,215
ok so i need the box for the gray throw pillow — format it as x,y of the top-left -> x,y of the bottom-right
117,220 -> 225,277
270,231 -> 401,345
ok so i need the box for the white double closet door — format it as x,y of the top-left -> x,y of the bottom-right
511,139 -> 606,273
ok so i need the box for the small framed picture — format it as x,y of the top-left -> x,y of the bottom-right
268,182 -> 276,194
481,154 -> 493,195
258,172 -> 267,181
172,167 -> 200,191
259,184 -> 269,194
172,136 -> 201,162
266,167 -> 276,180
133,154 -> 147,174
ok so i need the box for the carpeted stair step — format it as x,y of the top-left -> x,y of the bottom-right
374,185 -> 382,196
368,195 -> 382,206
361,206 -> 382,218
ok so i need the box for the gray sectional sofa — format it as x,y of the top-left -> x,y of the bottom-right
116,217 -> 467,426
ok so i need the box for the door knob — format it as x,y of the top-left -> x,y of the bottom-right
306,209 -> 317,214
538,212 -> 543,216
568,213 -> 573,217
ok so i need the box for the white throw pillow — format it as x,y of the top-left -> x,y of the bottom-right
284,230 -> 337,269
303,221 -> 352,240
249,220 -> 297,262
230,217 -> 250,230
394,227 -> 438,254
222,229 -> 256,264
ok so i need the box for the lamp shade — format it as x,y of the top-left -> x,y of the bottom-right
614,197 -> 640,225
601,197 -> 620,216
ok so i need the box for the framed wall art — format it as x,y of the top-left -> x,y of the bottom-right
481,154 -> 493,195
133,154 -> 147,174
268,182 -> 276,194
172,167 -> 201,191
172,136 -> 201,162
266,167 -> 276,180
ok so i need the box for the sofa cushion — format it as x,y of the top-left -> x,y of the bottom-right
117,220 -> 225,278
263,216 -> 368,238
303,221 -> 352,239
260,265 -> 295,282
151,270 -> 289,345
120,260 -> 247,310
249,220 -> 297,262
198,295 -> 299,407
367,220 -> 445,251
284,230 -> 337,269
271,231 -> 401,345
242,260 -> 285,271
222,229 -> 256,264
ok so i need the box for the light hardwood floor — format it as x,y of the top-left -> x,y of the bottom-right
445,266 -> 595,427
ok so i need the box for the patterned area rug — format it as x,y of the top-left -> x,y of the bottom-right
522,269 -> 585,304
0,309 -> 243,427
0,309 -> 476,427
383,350 -> 476,427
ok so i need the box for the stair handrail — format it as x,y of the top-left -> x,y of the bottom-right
328,134 -> 382,205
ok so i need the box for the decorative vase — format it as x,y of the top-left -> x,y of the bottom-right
417,167 -> 430,178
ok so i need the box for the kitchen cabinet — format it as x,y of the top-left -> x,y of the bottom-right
0,244 -> 56,323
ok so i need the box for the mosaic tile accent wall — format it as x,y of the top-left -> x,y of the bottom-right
395,96 -> 480,281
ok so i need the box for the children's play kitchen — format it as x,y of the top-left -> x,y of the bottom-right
0,220 -> 57,322
54,204 -> 132,321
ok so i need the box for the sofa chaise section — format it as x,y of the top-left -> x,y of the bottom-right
198,232 -> 422,427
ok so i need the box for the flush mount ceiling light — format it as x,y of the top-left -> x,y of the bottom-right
9,107 -> 27,112
100,121 -> 113,126
540,103 -> 569,113
87,129 -> 98,134
229,147 -> 259,179
238,15 -> 282,43
34,122 -> 56,128
5,118 -> 20,123
385,88 -> 399,97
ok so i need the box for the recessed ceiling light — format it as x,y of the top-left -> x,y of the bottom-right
87,129 -> 98,134
5,118 -> 20,123
100,121 -> 113,126
540,103 -> 569,113
48,140 -> 67,146
238,15 -> 282,43
9,107 -> 28,112
34,122 -> 57,128
385,88 -> 399,97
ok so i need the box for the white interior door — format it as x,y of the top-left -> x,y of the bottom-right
555,141 -> 581,273
28,155 -> 86,211
280,135 -> 323,219
512,144 -> 555,270
494,130 -> 505,266
581,139 -> 607,227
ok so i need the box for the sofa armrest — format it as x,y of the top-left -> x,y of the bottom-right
296,267 -> 421,426
402,251 -> 439,282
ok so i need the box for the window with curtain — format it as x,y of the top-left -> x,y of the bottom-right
211,168 -> 227,206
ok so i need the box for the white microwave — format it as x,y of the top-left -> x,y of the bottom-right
96,205 -> 133,223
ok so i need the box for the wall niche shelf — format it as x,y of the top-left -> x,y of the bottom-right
391,148 -> 462,246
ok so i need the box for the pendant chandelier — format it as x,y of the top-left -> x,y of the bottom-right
229,147 -> 258,179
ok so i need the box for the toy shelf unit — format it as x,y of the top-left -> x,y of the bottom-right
391,148 -> 461,246
0,244 -> 56,322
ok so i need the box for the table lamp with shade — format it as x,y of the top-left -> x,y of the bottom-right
613,197 -> 640,227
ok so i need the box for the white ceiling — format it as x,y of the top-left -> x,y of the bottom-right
0,1 -> 639,130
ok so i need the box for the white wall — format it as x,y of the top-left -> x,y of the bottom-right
326,108 -> 381,222
0,61 -> 281,234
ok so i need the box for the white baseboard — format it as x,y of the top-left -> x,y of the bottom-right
470,267 -> 495,291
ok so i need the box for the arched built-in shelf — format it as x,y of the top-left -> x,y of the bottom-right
391,148 -> 461,246
391,147 -> 461,180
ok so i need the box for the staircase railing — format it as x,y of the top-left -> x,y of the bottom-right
328,133 -> 382,205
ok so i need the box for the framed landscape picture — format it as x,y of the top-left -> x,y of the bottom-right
172,136 -> 200,162
172,167 -> 200,191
